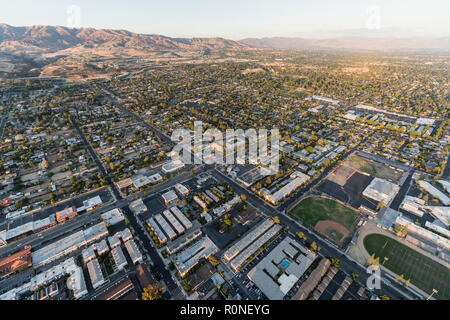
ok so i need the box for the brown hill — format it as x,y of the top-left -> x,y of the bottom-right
0,24 -> 249,54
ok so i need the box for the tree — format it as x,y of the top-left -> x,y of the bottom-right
331,258 -> 340,268
394,274 -> 404,284
272,216 -> 280,224
379,294 -> 390,300
208,255 -> 220,267
240,194 -> 246,201
41,159 -> 49,170
404,279 -> 411,287
141,284 -> 164,300
190,169 -> 194,177
376,200 -> 385,211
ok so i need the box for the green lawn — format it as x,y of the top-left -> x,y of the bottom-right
288,196 -> 357,231
364,234 -> 450,300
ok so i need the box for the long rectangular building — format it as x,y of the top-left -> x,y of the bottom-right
223,219 -> 274,262
162,210 -> 185,234
173,236 -> 218,277
230,224 -> 282,271
87,258 -> 105,289
32,223 -> 108,267
124,240 -> 143,264
154,214 -> 177,240
111,247 -> 127,271
170,206 -> 193,230
147,217 -> 167,244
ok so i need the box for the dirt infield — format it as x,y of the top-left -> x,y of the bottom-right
314,220 -> 350,245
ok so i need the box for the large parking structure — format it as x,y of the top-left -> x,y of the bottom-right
363,233 -> 450,300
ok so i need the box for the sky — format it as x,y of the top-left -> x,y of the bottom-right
1,0 -> 448,39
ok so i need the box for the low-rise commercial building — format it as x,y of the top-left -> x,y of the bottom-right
101,208 -> 125,226
0,245 -> 32,279
56,206 -> 77,223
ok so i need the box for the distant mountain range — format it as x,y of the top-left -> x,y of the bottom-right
0,24 -> 449,55
0,24 -> 248,54
240,36 -> 450,52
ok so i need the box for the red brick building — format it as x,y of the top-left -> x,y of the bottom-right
55,206 -> 77,223
0,246 -> 32,278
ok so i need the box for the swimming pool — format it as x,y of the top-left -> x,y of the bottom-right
280,259 -> 290,268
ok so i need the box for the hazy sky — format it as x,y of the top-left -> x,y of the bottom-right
1,0 -> 448,39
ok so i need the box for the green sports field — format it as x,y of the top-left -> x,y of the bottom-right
288,196 -> 358,231
364,233 -> 450,300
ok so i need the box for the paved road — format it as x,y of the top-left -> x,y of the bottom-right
71,102 -> 180,298
0,104 -> 9,138
210,168 -> 410,300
